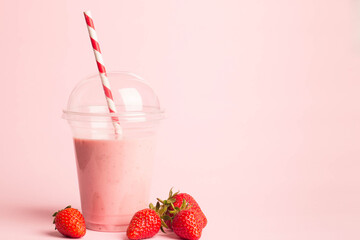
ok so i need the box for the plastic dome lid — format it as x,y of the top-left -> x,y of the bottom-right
63,72 -> 164,122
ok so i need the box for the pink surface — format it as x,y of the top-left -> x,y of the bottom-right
0,0 -> 360,239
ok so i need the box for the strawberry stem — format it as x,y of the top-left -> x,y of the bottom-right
156,198 -> 165,204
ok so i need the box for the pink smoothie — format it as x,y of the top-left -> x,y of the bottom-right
73,135 -> 156,232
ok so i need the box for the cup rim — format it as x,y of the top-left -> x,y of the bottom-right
62,107 -> 165,122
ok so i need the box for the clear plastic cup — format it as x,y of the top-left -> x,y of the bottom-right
63,72 -> 164,232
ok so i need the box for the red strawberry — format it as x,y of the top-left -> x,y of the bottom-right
171,193 -> 207,228
52,205 -> 86,238
126,209 -> 161,240
172,209 -> 203,240
159,189 -> 207,229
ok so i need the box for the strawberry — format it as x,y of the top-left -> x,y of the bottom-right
52,205 -> 86,238
126,209 -> 162,240
172,209 -> 203,240
158,189 -> 207,229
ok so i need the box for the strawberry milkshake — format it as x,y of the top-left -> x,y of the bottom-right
63,72 -> 164,232
74,134 -> 156,231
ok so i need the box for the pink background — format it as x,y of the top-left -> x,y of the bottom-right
0,0 -> 359,239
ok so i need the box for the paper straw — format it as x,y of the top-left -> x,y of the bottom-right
83,10 -> 122,135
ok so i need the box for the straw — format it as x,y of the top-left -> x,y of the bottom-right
83,10 -> 122,135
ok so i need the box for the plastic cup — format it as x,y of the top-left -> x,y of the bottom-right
63,72 -> 164,232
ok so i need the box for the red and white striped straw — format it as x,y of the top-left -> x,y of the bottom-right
83,10 -> 122,135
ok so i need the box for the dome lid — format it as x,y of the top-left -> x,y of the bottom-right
63,72 -> 164,122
